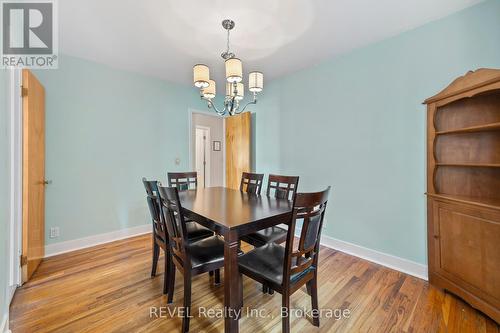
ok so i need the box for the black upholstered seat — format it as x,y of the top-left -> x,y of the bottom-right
186,221 -> 213,241
238,243 -> 313,285
188,235 -> 225,269
242,226 -> 288,247
188,235 -> 242,269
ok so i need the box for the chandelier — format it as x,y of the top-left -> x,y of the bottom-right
193,19 -> 264,116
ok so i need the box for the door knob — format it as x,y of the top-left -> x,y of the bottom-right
42,179 -> 52,185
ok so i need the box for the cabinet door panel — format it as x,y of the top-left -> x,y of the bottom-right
437,204 -> 500,304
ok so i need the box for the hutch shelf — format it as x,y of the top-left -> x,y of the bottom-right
424,68 -> 500,323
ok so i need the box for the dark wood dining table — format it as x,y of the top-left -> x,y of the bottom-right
178,186 -> 293,333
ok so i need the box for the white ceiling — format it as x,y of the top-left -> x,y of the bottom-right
60,0 -> 482,90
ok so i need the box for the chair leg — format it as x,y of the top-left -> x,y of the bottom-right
214,269 -> 221,285
182,271 -> 192,333
306,281 -> 312,296
239,273 -> 243,309
163,250 -> 170,295
167,254 -> 175,304
262,284 -> 268,294
310,273 -> 320,327
209,270 -> 214,277
151,242 -> 160,277
282,292 -> 290,333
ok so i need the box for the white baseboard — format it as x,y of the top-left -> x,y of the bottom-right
1,312 -> 10,333
8,285 -> 16,304
45,224 -> 151,258
296,228 -> 428,280
43,223 -> 427,280
320,235 -> 428,280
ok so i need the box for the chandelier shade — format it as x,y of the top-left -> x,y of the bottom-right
225,58 -> 243,83
202,80 -> 216,99
193,64 -> 210,88
249,71 -> 264,92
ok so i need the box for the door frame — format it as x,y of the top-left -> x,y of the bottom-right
9,69 -> 23,289
188,108 -> 226,187
194,125 -> 211,187
4,68 -> 23,330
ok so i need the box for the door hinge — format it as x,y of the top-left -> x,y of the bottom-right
21,86 -> 28,97
20,255 -> 28,266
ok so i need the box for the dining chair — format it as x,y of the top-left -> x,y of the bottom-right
142,178 -> 214,295
239,172 -> 264,194
158,185 -> 239,332
168,171 -> 216,265
238,187 -> 331,333
166,171 -> 213,235
167,172 -> 198,191
240,174 -> 300,294
142,178 -> 169,288
241,174 -> 299,247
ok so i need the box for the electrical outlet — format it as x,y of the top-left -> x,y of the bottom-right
49,227 -> 60,238
175,157 -> 180,165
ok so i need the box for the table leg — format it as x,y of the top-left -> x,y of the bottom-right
224,230 -> 241,333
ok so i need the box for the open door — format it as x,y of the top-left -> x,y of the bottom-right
225,112 -> 251,189
21,69 -> 46,283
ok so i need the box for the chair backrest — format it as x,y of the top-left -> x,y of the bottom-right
239,172 -> 264,194
167,172 -> 197,191
157,185 -> 190,267
283,187 -> 331,284
266,174 -> 300,201
142,178 -> 167,242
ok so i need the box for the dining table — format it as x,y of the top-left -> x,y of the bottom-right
178,186 -> 293,333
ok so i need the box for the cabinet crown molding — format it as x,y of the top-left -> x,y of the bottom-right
424,68 -> 500,105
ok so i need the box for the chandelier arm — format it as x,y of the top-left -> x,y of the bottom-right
202,95 -> 226,116
239,93 -> 258,113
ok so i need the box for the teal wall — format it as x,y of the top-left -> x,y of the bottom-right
253,81 -> 283,175
265,0 -> 500,264
34,55 -> 208,244
0,69 -> 9,328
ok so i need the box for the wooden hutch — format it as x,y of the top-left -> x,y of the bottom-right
424,68 -> 500,323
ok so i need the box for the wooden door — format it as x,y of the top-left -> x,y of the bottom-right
22,69 -> 46,283
225,112 -> 251,189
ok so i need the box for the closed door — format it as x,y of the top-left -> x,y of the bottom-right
434,202 -> 500,307
22,69 -> 46,283
195,127 -> 210,188
225,112 -> 251,189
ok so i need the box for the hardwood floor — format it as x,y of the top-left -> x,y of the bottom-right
10,234 -> 499,333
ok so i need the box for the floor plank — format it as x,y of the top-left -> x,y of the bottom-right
9,234 -> 499,332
